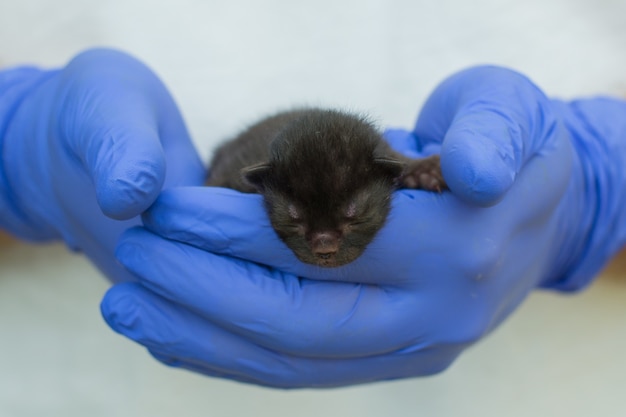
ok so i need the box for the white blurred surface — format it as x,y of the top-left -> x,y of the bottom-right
1,0 -> 626,415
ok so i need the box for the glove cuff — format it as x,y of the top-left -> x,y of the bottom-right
0,66 -> 53,239
543,98 -> 626,291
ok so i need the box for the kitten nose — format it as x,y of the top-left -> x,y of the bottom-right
310,231 -> 340,259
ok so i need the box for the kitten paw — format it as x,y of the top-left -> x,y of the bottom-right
400,155 -> 447,192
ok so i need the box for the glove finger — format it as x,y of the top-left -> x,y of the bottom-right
141,186 -> 457,283
413,66 -> 558,206
114,227 -> 436,358
60,48 -> 203,220
142,187 -> 282,261
101,283 -> 459,388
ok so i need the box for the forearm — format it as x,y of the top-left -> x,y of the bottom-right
545,97 -> 626,291
0,66 -> 55,240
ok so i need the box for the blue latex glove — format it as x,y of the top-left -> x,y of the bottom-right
0,48 -> 204,281
102,66 -> 626,387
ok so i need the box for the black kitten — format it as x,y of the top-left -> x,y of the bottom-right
206,108 -> 445,267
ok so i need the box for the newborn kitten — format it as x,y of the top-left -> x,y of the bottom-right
206,108 -> 446,267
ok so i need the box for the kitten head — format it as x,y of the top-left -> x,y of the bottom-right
243,109 -> 403,267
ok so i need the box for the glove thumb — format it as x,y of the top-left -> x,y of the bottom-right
58,49 -> 174,219
413,66 -> 557,206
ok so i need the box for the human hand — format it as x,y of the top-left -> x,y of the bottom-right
0,48 -> 205,281
101,66 -> 626,386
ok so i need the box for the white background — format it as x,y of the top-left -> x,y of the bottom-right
1,0 -> 625,416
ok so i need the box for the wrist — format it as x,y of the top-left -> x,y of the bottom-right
0,66 -> 56,240
543,97 -> 626,291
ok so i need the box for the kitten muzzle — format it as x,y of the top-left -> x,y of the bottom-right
310,231 -> 341,260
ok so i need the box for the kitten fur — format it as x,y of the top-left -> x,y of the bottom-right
206,108 -> 445,267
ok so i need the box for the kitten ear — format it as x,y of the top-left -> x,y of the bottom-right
242,163 -> 272,191
373,157 -> 405,179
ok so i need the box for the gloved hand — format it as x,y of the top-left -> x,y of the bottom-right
101,66 -> 626,387
0,48 -> 205,281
